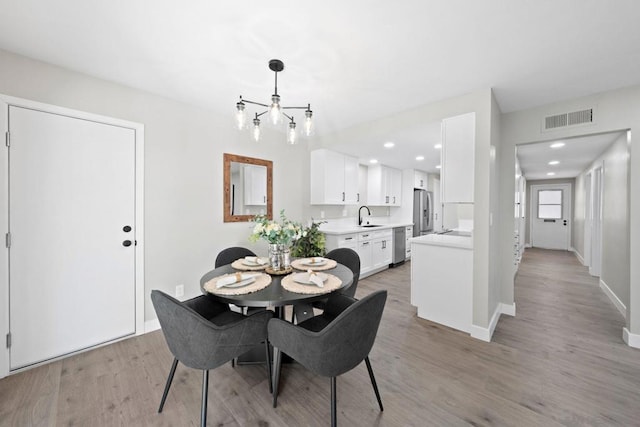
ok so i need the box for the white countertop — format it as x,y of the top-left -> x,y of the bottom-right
320,222 -> 414,235
410,233 -> 473,249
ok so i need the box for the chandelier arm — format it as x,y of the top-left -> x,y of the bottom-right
242,99 -> 270,108
281,106 -> 311,110
255,111 -> 269,118
281,112 -> 294,122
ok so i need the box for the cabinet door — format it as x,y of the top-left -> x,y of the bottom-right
343,155 -> 359,204
367,165 -> 385,205
372,238 -> 392,268
414,170 -> 427,190
310,149 -> 346,205
389,168 -> 402,206
358,240 -> 373,273
441,113 -> 475,203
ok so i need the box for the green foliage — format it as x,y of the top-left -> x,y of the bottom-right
249,209 -> 302,245
291,220 -> 327,258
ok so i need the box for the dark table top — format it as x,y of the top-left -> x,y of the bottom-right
200,263 -> 354,308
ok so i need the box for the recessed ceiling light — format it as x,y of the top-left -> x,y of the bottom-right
547,172 -> 556,176
548,160 -> 559,165
434,144 -> 442,149
369,159 -> 378,164
435,165 -> 441,169
383,142 -> 395,148
416,155 -> 425,161
550,142 -> 565,149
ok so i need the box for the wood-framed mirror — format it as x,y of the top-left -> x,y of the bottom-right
223,153 -> 273,222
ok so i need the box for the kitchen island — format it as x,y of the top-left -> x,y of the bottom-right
410,232 -> 473,333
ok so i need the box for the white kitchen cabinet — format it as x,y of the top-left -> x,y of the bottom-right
324,233 -> 357,251
405,225 -> 413,259
310,149 -> 360,205
414,170 -> 428,190
371,231 -> 392,269
243,164 -> 267,205
367,165 -> 402,206
441,112 -> 475,203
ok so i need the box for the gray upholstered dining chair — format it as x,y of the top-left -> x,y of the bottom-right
269,290 -> 387,427
312,248 -> 360,311
215,246 -> 257,268
151,290 -> 273,427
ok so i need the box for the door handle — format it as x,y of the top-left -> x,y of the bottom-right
123,240 -> 132,247
563,220 -> 567,226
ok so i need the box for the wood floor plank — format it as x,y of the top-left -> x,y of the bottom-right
1,247 -> 640,426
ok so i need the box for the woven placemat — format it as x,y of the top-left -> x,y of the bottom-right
291,258 -> 338,271
281,273 -> 342,295
203,273 -> 272,296
231,259 -> 268,271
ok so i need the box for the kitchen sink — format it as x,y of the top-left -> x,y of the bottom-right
360,224 -> 383,228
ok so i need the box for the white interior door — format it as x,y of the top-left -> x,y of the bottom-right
9,106 -> 137,370
530,183 -> 572,250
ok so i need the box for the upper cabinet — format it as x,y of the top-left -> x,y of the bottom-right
414,170 -> 428,190
441,112 -> 475,203
368,165 -> 402,206
310,149 -> 360,205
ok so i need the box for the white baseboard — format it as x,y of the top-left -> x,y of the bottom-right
470,302 -> 515,342
500,302 -> 516,317
623,328 -> 640,349
571,248 -> 586,266
524,243 -> 532,248
145,318 -> 161,333
599,279 -> 627,319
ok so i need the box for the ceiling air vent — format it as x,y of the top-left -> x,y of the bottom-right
543,108 -> 594,131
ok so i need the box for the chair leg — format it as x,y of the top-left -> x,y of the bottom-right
331,377 -> 337,427
201,370 -> 209,427
158,358 -> 179,413
231,358 -> 235,368
365,356 -> 383,412
272,347 -> 282,408
265,339 -> 273,394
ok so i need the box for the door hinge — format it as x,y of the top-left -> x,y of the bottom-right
6,333 -> 11,349
5,232 -> 10,248
5,131 -> 9,147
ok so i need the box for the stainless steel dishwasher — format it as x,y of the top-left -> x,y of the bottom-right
391,226 -> 406,267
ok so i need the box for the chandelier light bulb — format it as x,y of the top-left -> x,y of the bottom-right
252,116 -> 261,142
287,120 -> 297,144
235,100 -> 246,130
304,106 -> 313,137
269,94 -> 282,125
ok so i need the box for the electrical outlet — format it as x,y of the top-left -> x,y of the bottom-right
320,210 -> 325,219
176,284 -> 184,297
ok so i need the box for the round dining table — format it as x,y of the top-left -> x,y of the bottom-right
199,261 -> 354,313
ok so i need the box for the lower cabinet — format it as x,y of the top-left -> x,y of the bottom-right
325,229 -> 393,278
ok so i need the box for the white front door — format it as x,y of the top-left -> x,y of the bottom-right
530,183 -> 572,250
8,106 -> 137,370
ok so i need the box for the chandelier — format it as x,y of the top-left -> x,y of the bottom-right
235,59 -> 313,144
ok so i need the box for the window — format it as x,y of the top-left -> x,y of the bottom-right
538,189 -> 562,219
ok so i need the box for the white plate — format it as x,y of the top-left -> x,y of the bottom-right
301,258 -> 327,266
292,272 -> 328,285
219,276 -> 256,288
242,257 -> 268,266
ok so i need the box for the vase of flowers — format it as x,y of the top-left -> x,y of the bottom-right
250,210 -> 301,271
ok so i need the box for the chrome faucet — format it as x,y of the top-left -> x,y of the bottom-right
358,205 -> 371,226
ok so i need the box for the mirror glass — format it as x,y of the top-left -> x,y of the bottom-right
223,153 -> 273,222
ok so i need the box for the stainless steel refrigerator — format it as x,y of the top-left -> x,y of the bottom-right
413,189 -> 433,237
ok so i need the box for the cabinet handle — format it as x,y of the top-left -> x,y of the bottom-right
385,196 -> 389,204
357,193 -> 360,202
362,242 -> 370,246
342,192 -> 345,202
393,196 -> 396,204
263,196 -> 266,203
345,237 -> 353,241
362,234 -> 369,238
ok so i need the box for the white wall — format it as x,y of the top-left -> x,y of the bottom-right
501,84 -> 640,343
573,133 -> 630,308
0,49 -> 310,324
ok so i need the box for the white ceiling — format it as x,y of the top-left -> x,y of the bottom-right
517,132 -> 625,180
1,1 -> 639,173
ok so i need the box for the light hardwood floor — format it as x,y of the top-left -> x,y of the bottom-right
1,248 -> 639,426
